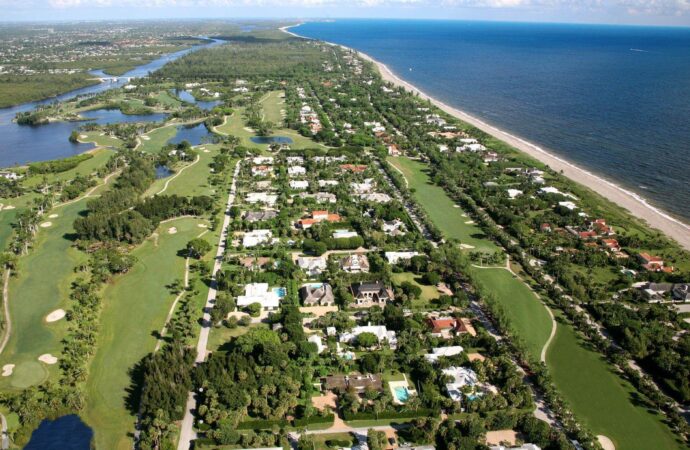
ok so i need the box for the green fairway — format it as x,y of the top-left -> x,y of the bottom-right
79,132 -> 124,149
145,144 -> 220,197
84,217 -> 204,450
139,125 -> 178,154
259,90 -> 286,124
0,208 -> 18,251
387,157 -> 499,253
470,267 -> 552,358
0,199 -> 89,390
22,148 -> 115,189
547,317 -> 685,450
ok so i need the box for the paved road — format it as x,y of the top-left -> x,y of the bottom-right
177,159 -> 241,450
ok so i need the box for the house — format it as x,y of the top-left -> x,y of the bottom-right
457,143 -> 486,152
483,152 -> 499,163
308,334 -> 326,354
286,156 -> 304,165
443,366 -> 479,402
298,211 -> 341,229
252,156 -> 273,165
351,179 -> 375,194
637,282 -> 690,302
350,281 -> 394,308
424,346 -> 464,363
0,171 -> 20,180
238,256 -> 272,271
300,283 -> 335,306
590,218 -> 615,235
237,283 -> 281,311
427,317 -> 477,338
246,192 -> 278,206
288,166 -> 306,177
540,223 -> 552,233
244,210 -> 277,222
323,374 -> 383,393
506,189 -> 523,199
340,254 -> 370,273
387,144 -> 401,156
333,229 -> 358,239
358,193 -> 392,203
672,284 -> 690,301
558,201 -> 578,211
490,445 -> 541,450
318,179 -> 339,188
297,256 -> 327,277
339,325 -> 397,348
638,252 -> 673,273
242,229 -> 272,248
339,164 -> 367,173
299,192 -> 337,204
289,180 -> 309,190
385,251 -> 420,264
383,219 -> 406,236
601,238 -> 622,253
251,165 -> 272,177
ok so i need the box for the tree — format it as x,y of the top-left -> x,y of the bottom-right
356,332 -> 379,349
186,238 -> 212,259
367,429 -> 387,450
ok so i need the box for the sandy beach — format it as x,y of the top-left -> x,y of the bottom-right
283,24 -> 690,251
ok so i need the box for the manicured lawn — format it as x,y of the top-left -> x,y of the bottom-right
139,125 -> 178,154
391,272 -> 438,306
22,148 -> 116,189
0,199 -> 89,390
260,90 -> 286,125
387,157 -> 499,253
84,217 -> 204,450
145,145 -> 222,198
547,316 -> 685,450
79,132 -> 124,149
311,432 -> 355,450
0,208 -> 18,251
470,267 -> 552,358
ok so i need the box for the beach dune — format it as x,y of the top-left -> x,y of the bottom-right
283,24 -> 690,251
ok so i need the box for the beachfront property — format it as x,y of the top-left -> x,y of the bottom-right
341,254 -> 370,273
339,325 -> 397,348
638,252 -> 674,273
236,283 -> 282,311
300,282 -> 335,306
350,281 -> 394,308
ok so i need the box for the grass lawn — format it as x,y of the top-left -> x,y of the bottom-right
206,323 -> 267,353
259,90 -> 286,125
139,125 -> 178,154
79,132 -> 124,149
215,109 -> 327,151
0,208 -> 18,252
21,148 -> 115,189
391,272 -> 438,307
145,145 -> 223,198
387,156 -> 499,253
311,432 -> 355,450
547,315 -> 685,450
470,267 -> 552,358
0,199 -> 90,390
84,217 -> 204,450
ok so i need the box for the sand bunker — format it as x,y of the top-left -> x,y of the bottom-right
203,149 -> 210,153
141,135 -> 151,141
48,213 -> 59,219
168,227 -> 178,234
459,243 -> 475,249
38,354 -> 58,365
4,205 -> 16,210
2,364 -> 14,377
79,134 -> 88,139
197,224 -> 208,228
464,220 -> 475,224
597,436 -> 615,450
46,309 -> 66,323
40,222 -> 52,228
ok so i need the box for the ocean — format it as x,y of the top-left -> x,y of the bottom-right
294,20 -> 690,224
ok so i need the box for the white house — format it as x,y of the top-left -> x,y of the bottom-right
333,229 -> 358,239
289,180 -> 309,190
382,219 -> 406,236
339,325 -> 397,348
490,445 -> 541,450
385,251 -> 420,264
308,334 -> 326,354
252,156 -> 274,165
351,179 -> 375,194
243,229 -> 273,248
288,166 -> 306,177
318,179 -> 339,187
506,189 -> 523,199
457,143 -> 486,152
424,346 -> 464,363
286,156 -> 304,165
297,256 -> 327,277
246,192 -> 278,206
358,193 -> 391,203
237,283 -> 281,311
558,201 -> 578,211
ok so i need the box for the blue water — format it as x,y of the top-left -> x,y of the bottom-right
273,287 -> 287,298
250,136 -> 293,145
174,89 -> 222,110
167,122 -> 215,146
155,165 -> 174,179
25,414 -> 93,450
295,20 -> 690,223
80,108 -> 168,124
394,386 -> 410,402
0,38 -> 224,167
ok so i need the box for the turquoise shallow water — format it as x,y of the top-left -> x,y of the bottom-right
295,20 -> 690,223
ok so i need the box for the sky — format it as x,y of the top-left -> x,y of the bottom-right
1,0 -> 690,27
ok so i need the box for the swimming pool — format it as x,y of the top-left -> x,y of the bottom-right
394,386 -> 410,403
273,287 -> 287,298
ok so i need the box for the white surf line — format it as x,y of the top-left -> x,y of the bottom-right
0,270 -> 12,356
156,155 -> 201,195
284,23 -> 690,251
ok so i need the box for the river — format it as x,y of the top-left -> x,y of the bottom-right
0,38 -> 224,168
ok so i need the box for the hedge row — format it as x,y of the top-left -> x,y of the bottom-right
237,413 -> 335,430
342,408 -> 434,421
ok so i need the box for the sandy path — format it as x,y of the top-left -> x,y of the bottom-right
284,25 -> 690,251
0,270 -> 11,356
156,155 -> 200,195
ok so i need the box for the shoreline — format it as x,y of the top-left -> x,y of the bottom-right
283,23 -> 690,251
